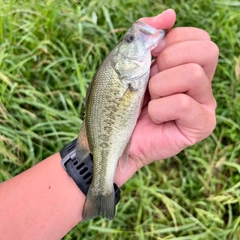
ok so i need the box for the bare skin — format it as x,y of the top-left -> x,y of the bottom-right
0,9 -> 219,240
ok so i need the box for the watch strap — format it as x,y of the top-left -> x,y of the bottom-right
60,138 -> 121,204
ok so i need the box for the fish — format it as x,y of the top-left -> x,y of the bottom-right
76,20 -> 166,221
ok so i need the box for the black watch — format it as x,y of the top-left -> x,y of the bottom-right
60,138 -> 121,205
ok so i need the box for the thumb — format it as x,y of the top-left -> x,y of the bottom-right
139,9 -> 176,56
139,9 -> 176,30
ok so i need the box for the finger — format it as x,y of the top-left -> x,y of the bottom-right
148,94 -> 216,142
140,9 -> 176,30
156,40 -> 219,81
149,63 -> 216,107
165,27 -> 211,45
152,27 -> 211,56
150,60 -> 158,78
140,9 -> 176,54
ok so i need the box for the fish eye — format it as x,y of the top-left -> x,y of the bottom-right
124,34 -> 135,43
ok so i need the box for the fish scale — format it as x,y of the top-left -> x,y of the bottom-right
76,20 -> 166,220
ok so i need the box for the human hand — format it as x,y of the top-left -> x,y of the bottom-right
115,9 -> 219,186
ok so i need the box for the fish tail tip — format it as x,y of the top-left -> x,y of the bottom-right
82,188 -> 116,221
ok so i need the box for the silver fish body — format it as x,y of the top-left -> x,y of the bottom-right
76,21 -> 166,220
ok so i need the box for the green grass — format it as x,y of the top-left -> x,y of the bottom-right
0,0 -> 240,239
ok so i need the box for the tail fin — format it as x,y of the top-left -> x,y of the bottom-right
82,186 -> 116,221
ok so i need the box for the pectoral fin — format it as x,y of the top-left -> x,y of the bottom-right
76,120 -> 91,161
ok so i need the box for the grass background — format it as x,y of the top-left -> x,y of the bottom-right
0,0 -> 240,239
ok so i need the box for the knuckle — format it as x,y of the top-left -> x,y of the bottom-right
148,75 -> 157,98
206,41 -> 220,59
159,47 -> 175,69
187,63 -> 210,90
187,138 -> 198,146
211,116 -> 217,132
205,115 -> 217,138
212,42 -> 220,59
189,63 -> 205,81
200,108 -> 217,139
176,94 -> 192,113
199,29 -> 211,41
211,97 -> 217,110
148,100 -> 158,123
206,104 -> 217,133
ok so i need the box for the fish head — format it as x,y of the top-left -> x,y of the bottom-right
127,20 -> 166,52
113,21 -> 166,81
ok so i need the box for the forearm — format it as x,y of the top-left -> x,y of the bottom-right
0,152 -> 138,239
0,153 -> 85,239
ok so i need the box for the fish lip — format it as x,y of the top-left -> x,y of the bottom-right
134,20 -> 167,37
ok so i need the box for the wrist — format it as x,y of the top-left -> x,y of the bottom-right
60,139 -> 121,205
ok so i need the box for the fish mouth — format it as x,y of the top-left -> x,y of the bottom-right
134,20 -> 167,37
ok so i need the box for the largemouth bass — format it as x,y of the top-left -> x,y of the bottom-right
76,21 -> 166,220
